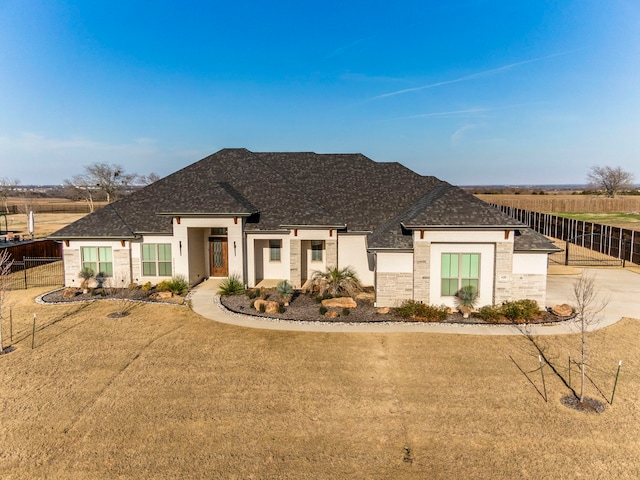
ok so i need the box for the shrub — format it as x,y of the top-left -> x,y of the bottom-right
217,274 -> 245,296
308,266 -> 361,298
501,299 -> 541,321
276,280 -> 294,304
315,296 -> 323,304
156,280 -> 171,292
247,288 -> 260,299
394,300 -> 448,322
319,306 -> 328,315
141,281 -> 153,291
455,285 -> 478,308
259,303 -> 266,313
478,305 -> 503,323
278,305 -> 286,314
342,308 -> 350,317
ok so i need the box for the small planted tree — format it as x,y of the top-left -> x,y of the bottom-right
455,285 -> 478,318
78,267 -> 95,294
572,273 -> 608,403
276,280 -> 294,306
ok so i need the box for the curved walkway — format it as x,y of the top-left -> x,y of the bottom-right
189,268 -> 640,335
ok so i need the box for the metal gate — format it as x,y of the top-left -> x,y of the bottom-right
6,257 -> 64,290
563,234 -> 624,267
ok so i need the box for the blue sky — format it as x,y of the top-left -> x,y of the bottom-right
1,0 -> 639,185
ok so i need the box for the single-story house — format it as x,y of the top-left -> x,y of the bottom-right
50,148 -> 560,308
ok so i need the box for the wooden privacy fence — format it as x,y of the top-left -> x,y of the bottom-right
492,205 -> 640,266
0,239 -> 62,261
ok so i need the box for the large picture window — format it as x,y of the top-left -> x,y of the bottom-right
142,244 -> 172,276
311,240 -> 324,261
441,253 -> 480,296
269,239 -> 281,262
81,247 -> 113,277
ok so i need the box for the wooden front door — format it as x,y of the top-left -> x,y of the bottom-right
209,237 -> 228,277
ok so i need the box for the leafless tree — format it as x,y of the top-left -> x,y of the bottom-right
587,165 -> 635,198
63,162 -> 139,204
0,177 -> 20,213
140,172 -> 160,185
0,249 -> 13,353
572,273 -> 609,403
63,174 -> 97,212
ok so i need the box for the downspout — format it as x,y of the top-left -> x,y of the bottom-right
242,224 -> 248,288
373,251 -> 378,308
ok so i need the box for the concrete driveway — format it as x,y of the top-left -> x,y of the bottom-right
190,268 -> 640,335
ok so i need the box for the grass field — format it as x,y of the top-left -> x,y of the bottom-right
1,288 -> 639,478
2,212 -> 88,238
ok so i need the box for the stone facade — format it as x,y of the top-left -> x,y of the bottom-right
326,239 -> 337,268
376,272 -> 413,307
62,249 -> 81,287
413,242 -> 431,304
289,239 -> 301,288
505,274 -> 547,307
493,242 -> 513,304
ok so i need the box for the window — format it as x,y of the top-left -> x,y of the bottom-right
142,244 -> 172,276
81,247 -> 113,277
441,253 -> 480,296
269,239 -> 281,261
311,240 -> 324,261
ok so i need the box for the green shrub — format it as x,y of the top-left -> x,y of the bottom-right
394,300 -> 448,322
217,274 -> 245,296
276,280 -> 294,304
319,306 -> 328,315
478,305 -> 503,323
278,305 -> 286,314
141,281 -> 153,291
455,285 -> 478,308
501,299 -> 541,321
342,308 -> 350,317
156,280 -> 171,292
259,303 -> 266,313
315,296 -> 323,304
247,288 -> 260,299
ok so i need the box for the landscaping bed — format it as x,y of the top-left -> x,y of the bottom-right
220,290 -> 569,324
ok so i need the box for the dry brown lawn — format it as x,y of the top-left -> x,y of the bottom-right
1,288 -> 639,479
2,212 -> 88,238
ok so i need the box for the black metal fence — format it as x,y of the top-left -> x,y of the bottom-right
492,204 -> 640,266
6,257 -> 64,290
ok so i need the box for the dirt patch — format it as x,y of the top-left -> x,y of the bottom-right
561,395 -> 607,414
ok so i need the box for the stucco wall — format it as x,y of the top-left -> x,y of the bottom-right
337,234 -> 374,286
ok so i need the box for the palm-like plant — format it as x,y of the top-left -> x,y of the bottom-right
309,266 -> 361,298
78,267 -> 95,293
276,280 -> 294,305
455,285 -> 478,318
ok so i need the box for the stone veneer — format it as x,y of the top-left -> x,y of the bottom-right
413,242 -> 430,304
493,242 -> 513,304
289,239 -> 301,288
505,274 -> 547,308
326,239 -> 337,268
376,272 -> 413,307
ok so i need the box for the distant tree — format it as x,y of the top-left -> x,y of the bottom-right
140,172 -> 161,185
587,165 -> 635,198
63,163 -> 139,205
0,177 -> 20,213
63,174 -> 97,212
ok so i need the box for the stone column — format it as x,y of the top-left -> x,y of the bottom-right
326,239 -> 337,268
289,239 -> 302,288
413,242 -> 430,303
493,242 -> 513,304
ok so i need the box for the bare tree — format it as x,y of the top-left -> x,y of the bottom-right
140,172 -> 160,185
63,174 -> 97,212
63,163 -> 139,204
587,165 -> 635,198
0,177 -> 20,213
0,249 -> 13,353
572,273 -> 609,403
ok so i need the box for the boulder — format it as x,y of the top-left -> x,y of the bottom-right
552,304 -> 573,317
254,299 -> 280,314
151,291 -> 173,300
355,291 -> 375,303
322,297 -> 357,309
324,310 -> 339,319
62,288 -> 80,299
376,307 -> 390,315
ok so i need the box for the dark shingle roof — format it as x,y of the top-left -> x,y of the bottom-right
50,148 -> 559,252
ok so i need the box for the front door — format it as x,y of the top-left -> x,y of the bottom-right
209,237 -> 228,277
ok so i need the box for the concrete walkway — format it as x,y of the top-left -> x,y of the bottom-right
189,268 -> 640,335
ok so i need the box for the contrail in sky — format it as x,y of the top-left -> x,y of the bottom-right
371,51 -> 577,100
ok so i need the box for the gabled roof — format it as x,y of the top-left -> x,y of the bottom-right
50,148 -> 559,252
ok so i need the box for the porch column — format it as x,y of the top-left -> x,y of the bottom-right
326,239 -> 337,268
290,239 -> 302,288
493,242 -> 513,304
413,242 -> 430,303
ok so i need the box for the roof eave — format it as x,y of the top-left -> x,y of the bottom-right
401,223 -> 523,230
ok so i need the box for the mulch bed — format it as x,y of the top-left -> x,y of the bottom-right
561,395 -> 607,414
220,291 -> 569,324
40,288 -> 184,305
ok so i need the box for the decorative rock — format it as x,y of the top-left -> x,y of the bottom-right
254,299 -> 280,314
151,291 -> 173,300
552,304 -> 573,317
324,310 -> 339,319
322,297 -> 357,309
62,288 -> 79,299
377,307 -> 390,314
356,292 -> 375,302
